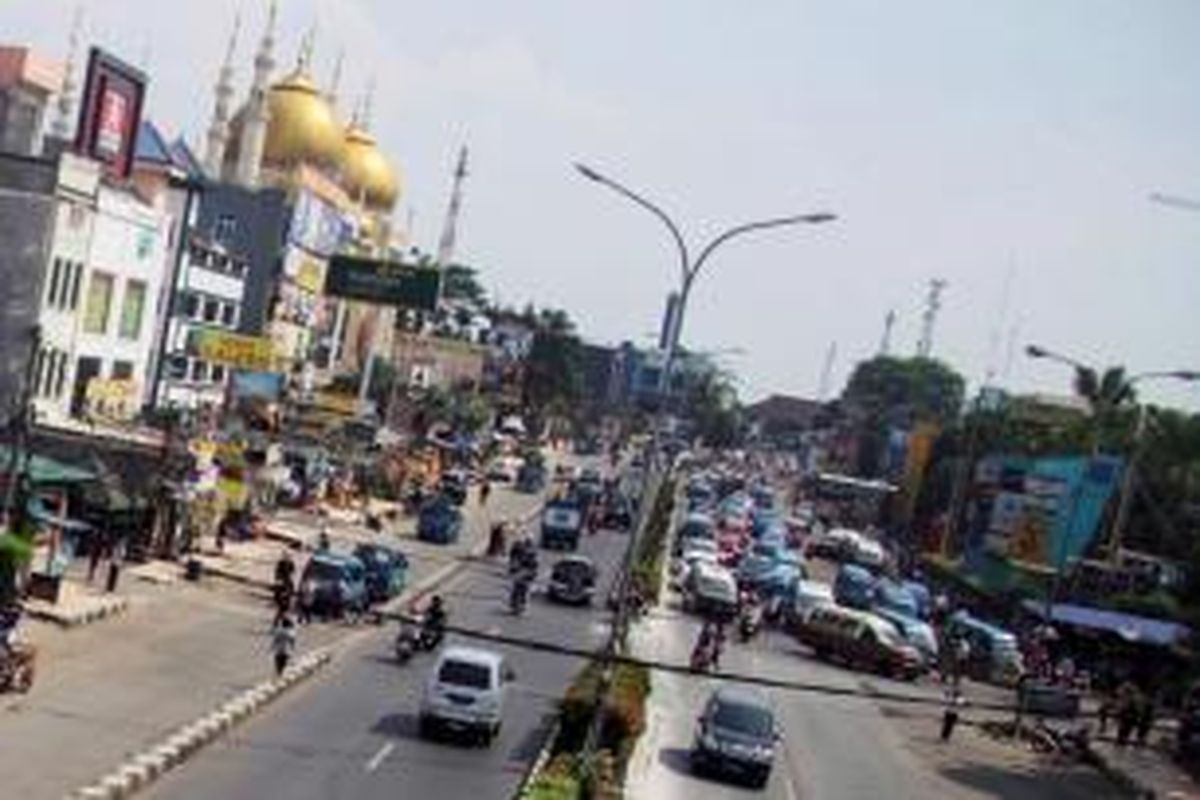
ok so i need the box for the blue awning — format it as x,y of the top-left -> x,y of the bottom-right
1022,600 -> 1190,647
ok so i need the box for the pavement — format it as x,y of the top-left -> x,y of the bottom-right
142,512 -> 630,799
0,475 -> 552,800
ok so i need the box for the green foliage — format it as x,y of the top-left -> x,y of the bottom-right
844,355 -> 966,426
522,755 -> 581,800
630,478 -> 676,605
523,307 -> 584,421
414,385 -> 492,435
0,527 -> 34,605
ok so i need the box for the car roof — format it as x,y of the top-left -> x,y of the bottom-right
555,555 -> 595,568
439,646 -> 504,669
711,685 -> 772,711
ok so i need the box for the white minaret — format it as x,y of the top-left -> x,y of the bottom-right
203,14 -> 240,178
325,48 -> 345,110
234,0 -> 277,188
435,145 -> 469,266
51,6 -> 83,141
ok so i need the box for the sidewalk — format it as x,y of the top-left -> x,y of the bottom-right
0,480 -> 547,800
1090,733 -> 1200,799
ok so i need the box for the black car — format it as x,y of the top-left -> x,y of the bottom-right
546,556 -> 597,605
692,686 -> 779,788
602,495 -> 634,531
352,543 -> 409,604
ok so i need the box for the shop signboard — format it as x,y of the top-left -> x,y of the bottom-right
325,255 -> 441,311
73,48 -> 146,180
189,329 -> 275,371
288,189 -> 349,257
230,370 -> 284,401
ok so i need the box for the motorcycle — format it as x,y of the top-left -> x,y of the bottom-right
395,616 -> 443,663
690,638 -> 714,672
738,603 -> 763,642
510,577 -> 531,616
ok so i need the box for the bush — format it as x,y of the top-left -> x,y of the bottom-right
556,662 -> 603,753
522,754 -> 581,800
599,664 -> 650,757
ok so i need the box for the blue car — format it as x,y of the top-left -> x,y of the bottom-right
353,543 -> 409,603
833,563 -> 877,610
298,553 -> 369,618
418,497 -> 464,544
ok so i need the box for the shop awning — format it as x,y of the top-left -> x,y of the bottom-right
1022,599 -> 1190,647
0,446 -> 96,485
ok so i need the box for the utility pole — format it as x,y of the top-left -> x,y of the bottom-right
818,341 -> 837,401
878,310 -> 896,356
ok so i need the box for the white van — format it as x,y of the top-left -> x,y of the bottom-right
420,647 -> 514,744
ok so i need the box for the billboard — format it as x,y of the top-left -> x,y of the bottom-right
74,48 -> 147,180
230,370 -> 284,401
189,329 -> 275,370
288,189 -> 350,257
325,255 -> 441,311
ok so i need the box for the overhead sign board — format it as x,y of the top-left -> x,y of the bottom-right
325,255 -> 441,311
189,329 -> 275,371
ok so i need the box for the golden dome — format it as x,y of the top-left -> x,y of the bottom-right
340,124 -> 400,210
260,69 -> 343,168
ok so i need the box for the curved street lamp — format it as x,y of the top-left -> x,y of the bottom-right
574,162 -> 835,430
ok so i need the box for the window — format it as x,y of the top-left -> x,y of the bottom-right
230,260 -> 246,278
68,262 -> 83,310
210,364 -> 226,383
54,352 -> 67,398
203,298 -> 220,323
182,292 -> 199,319
167,356 -> 188,380
215,214 -> 237,245
82,271 -> 114,334
190,359 -> 208,382
111,360 -> 134,380
46,258 -> 63,308
220,303 -> 235,327
118,280 -> 147,339
136,228 -> 154,260
33,349 -> 47,396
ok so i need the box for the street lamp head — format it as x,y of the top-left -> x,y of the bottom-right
574,162 -> 602,182
1171,370 -> 1200,382
1025,344 -> 1048,359
800,212 -> 837,224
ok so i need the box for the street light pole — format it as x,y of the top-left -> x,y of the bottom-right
574,163 -> 834,458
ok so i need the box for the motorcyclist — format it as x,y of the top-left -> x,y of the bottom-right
0,604 -> 35,691
422,595 -> 447,645
692,622 -> 716,670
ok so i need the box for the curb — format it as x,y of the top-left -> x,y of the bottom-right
512,718 -> 562,798
1083,743 -> 1159,799
26,595 -> 129,629
70,648 -> 333,800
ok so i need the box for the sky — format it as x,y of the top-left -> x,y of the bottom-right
8,0 -> 1200,409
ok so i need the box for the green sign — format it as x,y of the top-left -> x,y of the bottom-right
325,255 -> 441,310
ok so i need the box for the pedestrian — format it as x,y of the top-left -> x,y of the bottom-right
487,522 -> 507,558
1115,680 -> 1140,746
271,616 -> 296,677
87,531 -> 104,583
940,687 -> 963,741
1136,691 -> 1157,747
274,550 -> 295,587
479,479 -> 492,507
272,577 -> 295,627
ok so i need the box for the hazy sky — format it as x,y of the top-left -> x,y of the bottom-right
9,0 -> 1200,409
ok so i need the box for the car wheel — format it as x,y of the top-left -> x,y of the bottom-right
418,714 -> 436,739
689,750 -> 706,776
751,767 -> 771,789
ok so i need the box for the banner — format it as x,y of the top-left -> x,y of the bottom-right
189,329 -> 275,370
325,255 -> 441,310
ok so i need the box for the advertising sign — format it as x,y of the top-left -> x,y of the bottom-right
288,189 -> 349,257
230,370 -> 284,401
73,48 -> 146,180
325,255 -> 441,310
189,329 -> 275,370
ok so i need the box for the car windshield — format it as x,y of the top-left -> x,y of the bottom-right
306,561 -> 345,582
554,561 -> 592,580
712,699 -> 774,738
439,660 -> 492,689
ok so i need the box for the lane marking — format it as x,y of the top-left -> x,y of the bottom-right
364,741 -> 394,773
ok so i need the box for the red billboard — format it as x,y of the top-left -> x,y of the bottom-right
73,47 -> 146,180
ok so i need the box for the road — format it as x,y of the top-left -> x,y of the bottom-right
146,521 -> 630,800
627,596 -> 947,800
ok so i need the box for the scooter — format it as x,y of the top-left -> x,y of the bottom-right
394,617 -> 443,663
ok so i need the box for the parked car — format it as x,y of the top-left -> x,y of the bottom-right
298,553 -> 369,619
418,497 -> 464,544
945,612 -> 1025,686
546,556 -> 597,605
874,607 -> 938,667
796,605 -> 923,680
683,563 -> 739,620
780,579 -> 835,632
833,563 -> 877,610
352,543 -> 408,603
419,647 -> 514,744
540,499 -> 584,550
674,513 -> 717,555
691,686 -> 779,788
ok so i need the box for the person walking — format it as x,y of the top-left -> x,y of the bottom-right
1115,680 -> 1140,746
479,479 -> 492,507
271,616 -> 296,677
1136,690 -> 1158,747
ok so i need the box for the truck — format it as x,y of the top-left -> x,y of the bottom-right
540,499 -> 584,550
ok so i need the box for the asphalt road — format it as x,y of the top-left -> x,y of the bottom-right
147,517 -> 630,800
627,594 -> 952,800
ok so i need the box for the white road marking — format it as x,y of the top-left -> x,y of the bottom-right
364,741 -> 394,773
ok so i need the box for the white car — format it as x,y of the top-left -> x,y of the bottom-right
486,457 -> 522,483
671,542 -> 720,588
420,647 -> 514,745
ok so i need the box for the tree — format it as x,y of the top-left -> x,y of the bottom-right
522,307 -> 583,427
1072,365 -> 1137,451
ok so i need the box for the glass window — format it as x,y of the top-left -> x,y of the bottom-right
711,699 -> 774,738
136,228 -> 154,260
33,349 -> 47,397
437,659 -> 492,689
54,352 -> 67,397
46,258 -> 62,308
182,292 -> 199,319
215,214 -> 237,245
68,262 -> 83,310
112,360 -> 134,380
190,359 -> 208,382
118,280 -> 147,340
220,303 -> 235,327
167,356 -> 188,380
82,271 -> 114,334
203,299 -> 219,323
210,364 -> 226,383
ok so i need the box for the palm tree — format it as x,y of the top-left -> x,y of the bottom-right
1072,365 -> 1136,452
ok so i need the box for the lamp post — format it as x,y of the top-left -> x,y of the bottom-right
1025,344 -> 1199,564
574,163 -> 834,458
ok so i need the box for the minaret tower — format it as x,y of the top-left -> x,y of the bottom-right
234,0 -> 277,188
435,145 -> 469,266
204,14 -> 240,178
51,6 -> 83,141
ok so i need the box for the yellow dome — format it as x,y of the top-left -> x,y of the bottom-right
260,69 -> 342,168
340,124 -> 400,210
